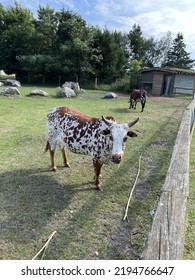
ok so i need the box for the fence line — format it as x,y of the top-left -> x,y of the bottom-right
142,97 -> 195,260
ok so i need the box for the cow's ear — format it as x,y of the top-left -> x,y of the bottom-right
100,128 -> 111,135
127,131 -> 137,137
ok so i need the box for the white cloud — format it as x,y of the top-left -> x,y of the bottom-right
92,0 -> 195,57
94,0 -> 121,18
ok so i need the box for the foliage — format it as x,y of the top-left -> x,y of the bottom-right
0,2 -> 34,75
128,24 -> 145,61
128,59 -> 142,89
163,32 -> 195,69
109,76 -> 130,93
0,2 -> 194,87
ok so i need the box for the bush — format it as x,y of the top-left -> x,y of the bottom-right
109,77 -> 130,93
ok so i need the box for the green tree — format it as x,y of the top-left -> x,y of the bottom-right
56,10 -> 90,80
33,5 -> 58,54
17,5 -> 60,82
86,26 -> 103,85
143,33 -> 172,67
0,1 -> 34,76
129,59 -> 142,89
163,32 -> 194,69
128,24 -> 145,61
96,29 -> 128,82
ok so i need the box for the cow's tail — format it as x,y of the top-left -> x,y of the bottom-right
44,140 -> 50,153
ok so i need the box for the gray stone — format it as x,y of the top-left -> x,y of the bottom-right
103,92 -> 118,99
0,87 -> 21,96
29,89 -> 49,97
56,86 -> 76,98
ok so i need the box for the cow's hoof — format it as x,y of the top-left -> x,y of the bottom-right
64,164 -> 70,168
94,186 -> 103,191
51,167 -> 57,172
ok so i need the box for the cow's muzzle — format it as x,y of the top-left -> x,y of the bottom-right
111,154 -> 122,164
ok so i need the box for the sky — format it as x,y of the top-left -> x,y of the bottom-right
1,0 -> 195,59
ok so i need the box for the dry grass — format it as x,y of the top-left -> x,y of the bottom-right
0,88 -> 190,259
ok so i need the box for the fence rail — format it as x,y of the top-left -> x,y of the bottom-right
142,97 -> 195,260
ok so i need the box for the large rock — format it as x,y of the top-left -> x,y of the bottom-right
4,79 -> 21,87
103,92 -> 118,99
0,87 -> 21,96
62,81 -> 80,91
56,86 -> 76,98
29,89 -> 49,97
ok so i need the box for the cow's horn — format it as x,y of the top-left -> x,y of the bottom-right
101,116 -> 112,126
128,117 -> 139,128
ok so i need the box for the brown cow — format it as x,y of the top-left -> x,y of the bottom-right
129,89 -> 147,112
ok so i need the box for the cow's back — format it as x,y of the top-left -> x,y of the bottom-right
46,107 -> 104,155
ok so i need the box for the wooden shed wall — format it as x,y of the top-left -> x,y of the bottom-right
141,72 -> 153,83
173,74 -> 195,95
152,72 -> 164,96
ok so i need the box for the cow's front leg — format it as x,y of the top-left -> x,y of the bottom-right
93,160 -> 103,190
141,101 -> 145,112
61,148 -> 70,168
129,99 -> 133,109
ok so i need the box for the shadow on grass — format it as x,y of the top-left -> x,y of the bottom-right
0,168 -> 93,246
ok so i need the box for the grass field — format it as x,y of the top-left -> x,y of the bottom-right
0,86 -> 191,259
184,131 -> 195,259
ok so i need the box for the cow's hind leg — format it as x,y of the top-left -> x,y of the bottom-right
93,160 -> 103,190
45,140 -> 57,171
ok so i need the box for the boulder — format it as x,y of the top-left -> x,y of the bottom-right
0,82 -> 4,86
103,92 -> 118,99
56,86 -> 76,98
4,79 -> 21,87
62,81 -> 80,91
0,87 -> 20,96
29,89 -> 49,97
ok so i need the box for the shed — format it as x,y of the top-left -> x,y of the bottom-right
140,67 -> 195,96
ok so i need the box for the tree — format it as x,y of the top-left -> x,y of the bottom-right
17,5 -> 59,82
142,33 -> 173,67
0,1 -> 34,76
163,32 -> 195,69
156,32 -> 173,67
86,26 -> 103,86
128,59 -> 142,89
56,10 -> 90,80
128,24 -> 145,61
95,29 -> 128,82
33,5 -> 58,54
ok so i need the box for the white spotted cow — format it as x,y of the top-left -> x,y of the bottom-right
45,107 -> 139,190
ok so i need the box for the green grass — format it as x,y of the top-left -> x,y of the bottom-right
0,86 -> 191,259
183,131 -> 195,259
